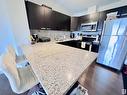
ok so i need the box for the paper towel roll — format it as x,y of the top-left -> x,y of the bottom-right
81,42 -> 86,48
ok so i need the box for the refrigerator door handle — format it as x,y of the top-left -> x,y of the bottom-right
122,37 -> 127,48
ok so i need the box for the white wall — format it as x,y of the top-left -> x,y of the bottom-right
73,6 -> 97,17
0,0 -> 15,54
6,0 -> 31,47
0,0 -> 31,56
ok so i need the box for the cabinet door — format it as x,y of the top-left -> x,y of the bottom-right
71,17 -> 79,31
39,6 -> 46,29
51,11 -> 61,30
44,6 -> 52,29
51,11 -> 70,30
25,1 -> 70,30
25,1 -> 45,29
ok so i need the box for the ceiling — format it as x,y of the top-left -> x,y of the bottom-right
51,0 -> 120,13
29,0 -> 124,16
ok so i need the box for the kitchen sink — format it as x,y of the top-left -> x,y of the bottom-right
57,40 -> 99,53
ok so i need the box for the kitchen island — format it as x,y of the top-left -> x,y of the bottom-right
21,42 -> 97,95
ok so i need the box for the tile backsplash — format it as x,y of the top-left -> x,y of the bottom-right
30,30 -> 71,42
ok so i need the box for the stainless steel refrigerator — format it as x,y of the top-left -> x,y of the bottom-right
97,18 -> 127,70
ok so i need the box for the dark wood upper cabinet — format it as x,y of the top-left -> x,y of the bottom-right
25,1 -> 71,31
51,11 -> 70,30
42,5 -> 52,29
25,1 -> 45,29
39,6 -> 46,28
71,17 -> 79,31
79,12 -> 100,24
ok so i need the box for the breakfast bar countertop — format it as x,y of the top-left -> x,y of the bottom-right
21,42 -> 97,95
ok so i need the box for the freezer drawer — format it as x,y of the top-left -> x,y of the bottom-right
108,36 -> 127,70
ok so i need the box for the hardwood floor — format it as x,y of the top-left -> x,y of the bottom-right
79,62 -> 123,95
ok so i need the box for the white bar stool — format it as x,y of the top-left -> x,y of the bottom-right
0,48 -> 39,94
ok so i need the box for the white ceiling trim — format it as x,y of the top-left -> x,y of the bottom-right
72,0 -> 127,17
98,0 -> 127,12
72,6 -> 97,17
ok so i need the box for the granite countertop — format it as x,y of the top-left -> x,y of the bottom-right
21,42 -> 97,95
